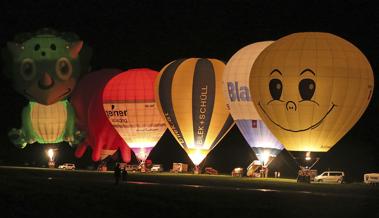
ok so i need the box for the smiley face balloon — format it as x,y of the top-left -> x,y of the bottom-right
250,32 -> 374,152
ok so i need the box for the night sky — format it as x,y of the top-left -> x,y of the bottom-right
0,0 -> 378,181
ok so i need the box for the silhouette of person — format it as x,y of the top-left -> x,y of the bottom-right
122,167 -> 128,183
114,163 -> 121,185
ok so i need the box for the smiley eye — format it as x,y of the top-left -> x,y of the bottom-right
269,79 -> 282,100
20,58 -> 36,81
55,57 -> 72,80
299,79 -> 316,100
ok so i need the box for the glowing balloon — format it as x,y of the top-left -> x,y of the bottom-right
71,69 -> 131,162
223,41 -> 283,166
3,28 -> 91,148
156,58 -> 234,166
102,68 -> 167,162
250,32 -> 374,153
2,28 -> 92,105
8,100 -> 76,147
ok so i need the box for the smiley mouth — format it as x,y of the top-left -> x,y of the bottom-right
24,88 -> 72,102
258,102 -> 337,132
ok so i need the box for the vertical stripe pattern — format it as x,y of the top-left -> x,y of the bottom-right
192,59 -> 215,148
155,58 -> 235,164
157,59 -> 187,147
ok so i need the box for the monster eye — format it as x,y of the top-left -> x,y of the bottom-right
55,57 -> 72,80
34,44 -> 40,51
20,58 -> 36,81
299,79 -> 316,100
50,44 -> 56,50
269,79 -> 282,100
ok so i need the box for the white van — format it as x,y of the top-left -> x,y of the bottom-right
123,164 -> 140,172
58,163 -> 76,170
364,173 -> 379,184
151,164 -> 163,172
314,171 -> 344,184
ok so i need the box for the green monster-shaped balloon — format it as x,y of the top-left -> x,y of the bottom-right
2,28 -> 92,148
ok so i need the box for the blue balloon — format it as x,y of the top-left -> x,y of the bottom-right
222,41 -> 283,166
236,119 -> 283,165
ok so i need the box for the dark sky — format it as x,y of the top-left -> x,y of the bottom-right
0,0 -> 378,180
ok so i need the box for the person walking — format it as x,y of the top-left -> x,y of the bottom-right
122,167 -> 128,183
114,163 -> 121,185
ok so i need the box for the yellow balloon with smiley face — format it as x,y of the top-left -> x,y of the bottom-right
250,32 -> 374,152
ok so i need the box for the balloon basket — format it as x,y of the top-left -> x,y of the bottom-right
297,166 -> 318,183
139,161 -> 147,173
194,165 -> 201,174
48,160 -> 55,168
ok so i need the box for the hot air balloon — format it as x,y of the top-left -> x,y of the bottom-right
2,28 -> 92,148
102,68 -> 167,169
249,32 -> 374,168
7,100 -> 77,147
223,41 -> 284,167
156,58 -> 235,172
71,69 -> 131,163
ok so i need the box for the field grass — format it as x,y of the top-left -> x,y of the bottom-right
0,166 -> 378,218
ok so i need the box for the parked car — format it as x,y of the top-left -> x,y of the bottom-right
204,167 -> 218,175
314,171 -> 344,184
364,173 -> 379,184
58,163 -> 76,170
151,164 -> 163,172
231,167 -> 244,177
124,164 -> 140,172
171,163 -> 188,173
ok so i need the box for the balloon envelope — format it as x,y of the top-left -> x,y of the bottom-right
102,68 -> 167,161
30,101 -> 68,143
71,69 -> 131,162
223,41 -> 283,165
2,28 -> 91,105
156,58 -> 234,165
250,32 -> 374,153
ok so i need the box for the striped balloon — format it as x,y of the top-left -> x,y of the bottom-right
155,58 -> 234,166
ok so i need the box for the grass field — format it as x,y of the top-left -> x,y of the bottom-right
0,166 -> 378,218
